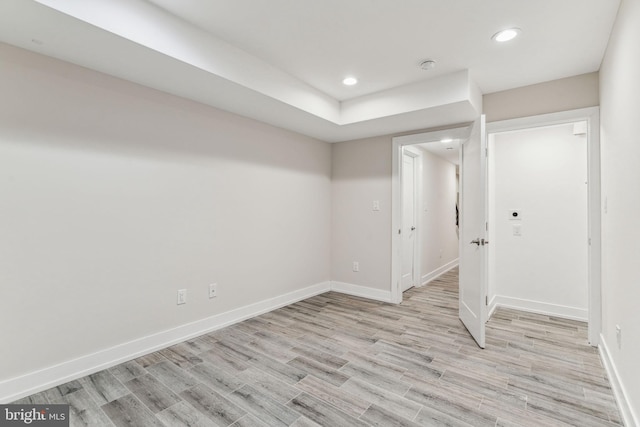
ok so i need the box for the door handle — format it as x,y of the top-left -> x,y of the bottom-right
481,238 -> 489,246
470,239 -> 480,246
411,226 -> 416,231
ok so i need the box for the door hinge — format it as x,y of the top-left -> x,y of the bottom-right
486,222 -> 488,231
485,296 -> 488,305
485,148 -> 488,157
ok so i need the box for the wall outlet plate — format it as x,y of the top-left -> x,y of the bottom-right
209,283 -> 217,299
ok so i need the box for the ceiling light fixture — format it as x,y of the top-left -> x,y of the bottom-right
441,138 -> 453,143
419,60 -> 437,71
492,28 -> 520,42
342,77 -> 358,86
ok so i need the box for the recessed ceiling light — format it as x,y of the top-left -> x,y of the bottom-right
441,138 -> 453,143
342,77 -> 358,86
492,28 -> 521,42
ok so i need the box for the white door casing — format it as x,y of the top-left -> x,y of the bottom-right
459,115 -> 487,349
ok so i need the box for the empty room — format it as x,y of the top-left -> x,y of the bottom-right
0,1 -> 638,426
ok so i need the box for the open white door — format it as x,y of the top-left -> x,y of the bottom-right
459,115 -> 487,348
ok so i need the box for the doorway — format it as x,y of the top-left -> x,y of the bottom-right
487,107 -> 601,346
391,107 -> 600,347
487,122 -> 588,320
392,124 -> 473,301
393,119 -> 487,348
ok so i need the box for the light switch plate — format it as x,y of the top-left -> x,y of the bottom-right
177,289 -> 187,305
513,224 -> 522,236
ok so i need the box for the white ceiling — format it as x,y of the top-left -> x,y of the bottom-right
418,141 -> 461,166
0,0 -> 620,142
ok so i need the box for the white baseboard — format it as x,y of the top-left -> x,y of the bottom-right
488,295 -> 499,319
599,336 -> 638,427
421,258 -> 459,286
331,281 -> 393,303
491,295 -> 588,321
0,281 -> 331,403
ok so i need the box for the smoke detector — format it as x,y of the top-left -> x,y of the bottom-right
419,60 -> 437,71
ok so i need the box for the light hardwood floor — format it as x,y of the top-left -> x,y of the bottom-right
14,268 -> 622,426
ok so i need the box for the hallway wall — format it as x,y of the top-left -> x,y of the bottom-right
418,147 -> 459,283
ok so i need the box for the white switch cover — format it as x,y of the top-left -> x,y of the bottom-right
372,200 -> 380,211
513,224 -> 522,236
353,261 -> 359,272
177,289 -> 187,305
209,283 -> 217,299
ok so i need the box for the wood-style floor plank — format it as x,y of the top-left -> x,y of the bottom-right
12,267 -> 623,426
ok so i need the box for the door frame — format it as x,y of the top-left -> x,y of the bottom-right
391,124 -> 473,304
401,147 -> 421,292
486,106 -> 601,346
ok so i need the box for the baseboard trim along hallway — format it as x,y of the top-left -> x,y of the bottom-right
421,258 -> 459,286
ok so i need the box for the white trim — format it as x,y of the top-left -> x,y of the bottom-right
391,138 -> 403,304
421,258 -> 459,286
488,295 -> 498,319
599,336 -> 639,427
331,281 -> 393,303
491,295 -> 587,321
0,281 -> 331,404
487,106 -> 601,346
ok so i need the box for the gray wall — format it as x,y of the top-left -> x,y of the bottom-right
331,136 -> 392,291
484,72 -> 599,122
0,43 -> 331,384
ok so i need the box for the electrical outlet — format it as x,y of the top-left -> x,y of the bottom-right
209,283 -> 218,299
372,200 -> 380,211
177,289 -> 187,305
616,325 -> 622,349
353,261 -> 359,272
